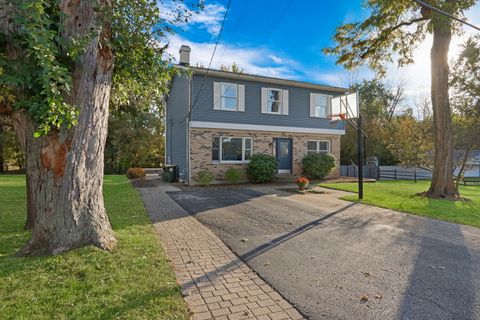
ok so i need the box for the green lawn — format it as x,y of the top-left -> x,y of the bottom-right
0,175 -> 189,320
319,180 -> 480,228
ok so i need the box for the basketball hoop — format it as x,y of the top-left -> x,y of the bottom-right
328,112 -> 347,123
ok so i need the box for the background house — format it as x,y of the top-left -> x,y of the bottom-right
454,150 -> 480,177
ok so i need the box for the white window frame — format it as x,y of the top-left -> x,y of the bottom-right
220,82 -> 238,111
306,140 -> 331,155
266,88 -> 283,114
310,93 -> 331,118
212,136 -> 253,163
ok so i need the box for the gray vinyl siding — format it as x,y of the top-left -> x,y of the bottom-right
166,75 -> 190,180
190,75 -> 345,130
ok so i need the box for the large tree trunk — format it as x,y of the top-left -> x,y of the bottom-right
6,0 -> 117,255
427,19 -> 458,199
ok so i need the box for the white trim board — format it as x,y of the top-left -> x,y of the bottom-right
189,121 -> 345,135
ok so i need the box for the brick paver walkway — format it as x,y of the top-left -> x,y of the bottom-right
138,183 -> 304,320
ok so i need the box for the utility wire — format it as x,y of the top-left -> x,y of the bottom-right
412,0 -> 480,32
184,0 -> 232,122
183,0 -> 296,123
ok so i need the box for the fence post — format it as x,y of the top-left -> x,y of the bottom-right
377,166 -> 381,181
414,170 -> 417,183
394,169 -> 397,180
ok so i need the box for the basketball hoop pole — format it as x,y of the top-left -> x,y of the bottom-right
332,90 -> 364,200
357,114 -> 364,200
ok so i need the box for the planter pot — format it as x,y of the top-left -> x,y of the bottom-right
298,184 -> 308,191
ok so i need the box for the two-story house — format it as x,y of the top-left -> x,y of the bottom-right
166,45 -> 348,184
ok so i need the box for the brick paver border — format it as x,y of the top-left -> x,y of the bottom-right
138,184 -> 304,320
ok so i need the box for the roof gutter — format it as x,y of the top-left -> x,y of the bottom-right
176,65 -> 349,94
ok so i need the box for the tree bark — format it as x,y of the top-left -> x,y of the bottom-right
427,18 -> 459,199
9,112 -> 37,230
3,0 -> 117,255
0,123 -> 4,173
24,175 -> 36,230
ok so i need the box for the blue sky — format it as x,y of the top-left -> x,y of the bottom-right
163,0 -> 480,108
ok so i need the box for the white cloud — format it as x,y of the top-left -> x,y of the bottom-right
190,3 -> 226,36
310,72 -> 348,87
165,35 -> 300,79
163,4 -> 480,99
159,1 -> 226,36
268,54 -> 284,64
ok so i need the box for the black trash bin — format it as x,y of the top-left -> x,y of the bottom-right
163,165 -> 178,182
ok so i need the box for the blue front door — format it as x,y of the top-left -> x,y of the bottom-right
276,138 -> 292,173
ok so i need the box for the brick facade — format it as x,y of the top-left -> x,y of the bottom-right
189,128 -> 341,184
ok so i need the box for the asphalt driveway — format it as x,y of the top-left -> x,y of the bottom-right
167,186 -> 480,320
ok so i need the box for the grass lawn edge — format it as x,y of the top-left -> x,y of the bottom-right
318,180 -> 480,229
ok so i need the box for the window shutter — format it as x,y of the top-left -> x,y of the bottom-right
213,82 -> 221,110
327,95 -> 332,116
261,88 -> 268,113
238,84 -> 245,112
282,90 -> 289,115
310,93 -> 316,117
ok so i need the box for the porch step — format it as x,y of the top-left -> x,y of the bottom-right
143,168 -> 163,175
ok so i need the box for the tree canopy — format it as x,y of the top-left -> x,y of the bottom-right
0,0 -> 192,136
324,0 -> 475,76
450,35 -> 480,188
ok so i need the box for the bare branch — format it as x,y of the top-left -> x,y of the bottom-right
361,16 -> 429,60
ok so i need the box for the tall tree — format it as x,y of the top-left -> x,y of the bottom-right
341,79 -> 402,165
325,0 -> 477,199
105,103 -> 166,174
386,104 -> 434,168
0,0 -> 189,255
220,62 -> 244,73
450,36 -> 480,189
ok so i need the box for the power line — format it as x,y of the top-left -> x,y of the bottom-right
185,0 -> 232,121
183,0 -> 297,123
412,0 -> 480,32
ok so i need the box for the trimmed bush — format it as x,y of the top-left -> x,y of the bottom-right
196,170 -> 214,186
247,154 -> 278,183
225,167 -> 242,184
301,153 -> 336,180
126,167 -> 146,179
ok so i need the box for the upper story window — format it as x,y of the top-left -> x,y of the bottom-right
212,136 -> 252,163
213,82 -> 245,112
267,89 -> 282,114
261,88 -> 289,115
307,140 -> 330,155
310,93 -> 331,118
221,83 -> 238,111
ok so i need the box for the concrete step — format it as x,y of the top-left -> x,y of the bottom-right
143,168 -> 163,175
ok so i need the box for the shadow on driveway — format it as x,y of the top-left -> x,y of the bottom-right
168,186 -> 480,320
397,222 -> 479,320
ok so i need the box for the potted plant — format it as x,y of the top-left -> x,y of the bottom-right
296,177 -> 310,191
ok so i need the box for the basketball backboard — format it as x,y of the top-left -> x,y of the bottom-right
330,92 -> 359,121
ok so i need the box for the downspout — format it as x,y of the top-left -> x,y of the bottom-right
186,77 -> 192,185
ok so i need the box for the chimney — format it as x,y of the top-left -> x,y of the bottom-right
179,45 -> 191,66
